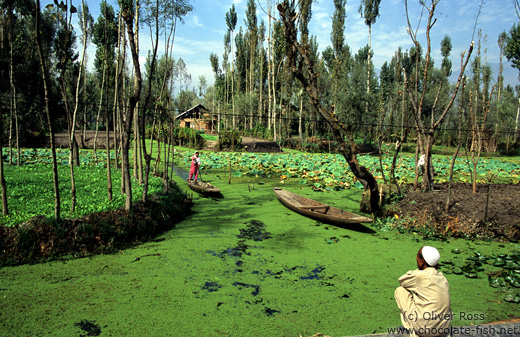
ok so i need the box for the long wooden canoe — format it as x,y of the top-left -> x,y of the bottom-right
273,187 -> 373,225
187,180 -> 221,195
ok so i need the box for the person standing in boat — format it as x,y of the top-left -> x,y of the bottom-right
188,151 -> 200,182
394,246 -> 452,337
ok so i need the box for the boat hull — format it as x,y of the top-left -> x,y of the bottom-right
187,180 -> 221,195
273,187 -> 373,225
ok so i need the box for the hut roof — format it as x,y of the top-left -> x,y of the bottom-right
175,104 -> 208,120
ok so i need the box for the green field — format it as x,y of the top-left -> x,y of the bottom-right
0,149 -> 519,336
0,148 -> 164,226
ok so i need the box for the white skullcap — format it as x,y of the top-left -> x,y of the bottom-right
422,246 -> 440,266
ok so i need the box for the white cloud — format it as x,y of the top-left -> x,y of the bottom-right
190,15 -> 204,28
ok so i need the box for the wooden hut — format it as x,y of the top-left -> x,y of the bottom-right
470,128 -> 497,153
175,104 -> 217,134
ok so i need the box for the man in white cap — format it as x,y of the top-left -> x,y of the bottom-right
394,246 -> 452,337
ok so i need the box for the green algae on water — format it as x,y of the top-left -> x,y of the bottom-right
1,173 -> 519,337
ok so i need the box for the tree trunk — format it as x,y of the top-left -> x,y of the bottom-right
82,65 -> 87,149
365,23 -> 372,133
122,5 -> 143,211
267,4 -> 273,133
93,65 -> 106,162
113,12 -> 124,171
390,130 -> 408,196
105,110 -> 113,201
8,10 -> 20,166
8,99 -> 13,166
162,121 -> 169,191
259,52 -> 264,130
120,27 -> 127,195
140,0 -> 160,202
104,54 -> 113,202
68,4 -> 89,213
231,29 -> 236,129
515,98 -> 520,143
445,80 -> 467,213
134,103 -> 142,182
299,94 -> 303,145
35,0 -> 60,220
0,101 -> 7,215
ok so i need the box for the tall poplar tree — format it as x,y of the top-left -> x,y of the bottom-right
440,35 -> 452,77
504,22 -> 520,142
331,0 -> 346,115
225,4 -> 237,128
497,31 -> 507,127
210,52 -> 222,132
245,0 -> 258,129
359,0 -> 381,118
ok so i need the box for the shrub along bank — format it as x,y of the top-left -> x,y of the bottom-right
0,185 -> 192,266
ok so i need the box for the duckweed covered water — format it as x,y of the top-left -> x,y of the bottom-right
1,173 -> 519,336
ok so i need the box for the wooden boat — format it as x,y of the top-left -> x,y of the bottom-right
187,179 -> 221,195
273,187 -> 373,225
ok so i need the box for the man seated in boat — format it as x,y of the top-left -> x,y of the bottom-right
394,246 -> 452,337
188,151 -> 200,183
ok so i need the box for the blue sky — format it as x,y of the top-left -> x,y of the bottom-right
78,0 -> 519,89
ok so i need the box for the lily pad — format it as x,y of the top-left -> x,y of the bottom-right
452,267 -> 463,275
493,258 -> 505,267
505,275 -> 515,284
465,272 -> 478,279
504,294 -> 517,302
489,278 -> 501,288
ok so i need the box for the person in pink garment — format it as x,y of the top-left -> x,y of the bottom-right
188,151 -> 200,182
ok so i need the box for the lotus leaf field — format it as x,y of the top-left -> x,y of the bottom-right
1,147 -> 520,336
2,147 -> 519,227
176,150 -> 520,189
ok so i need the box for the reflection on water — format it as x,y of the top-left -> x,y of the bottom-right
172,166 -> 189,180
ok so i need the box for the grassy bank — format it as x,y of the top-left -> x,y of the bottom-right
1,171 -> 519,336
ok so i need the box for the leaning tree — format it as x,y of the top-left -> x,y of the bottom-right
277,0 -> 380,213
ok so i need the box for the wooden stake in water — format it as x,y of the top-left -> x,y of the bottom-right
484,184 -> 490,222
228,158 -> 232,184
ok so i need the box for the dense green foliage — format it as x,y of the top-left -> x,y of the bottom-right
217,129 -> 242,150
172,128 -> 206,149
